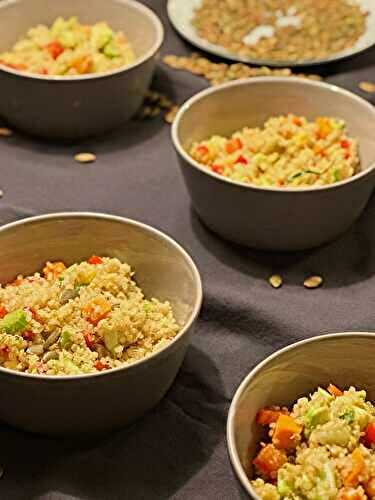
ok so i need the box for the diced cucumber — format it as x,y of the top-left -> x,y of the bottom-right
60,330 -> 72,349
103,329 -> 118,353
0,309 -> 28,334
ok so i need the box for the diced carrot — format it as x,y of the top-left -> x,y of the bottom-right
338,487 -> 366,500
0,305 -> 8,319
256,408 -> 285,425
88,256 -> 103,265
365,478 -> 375,497
341,140 -> 350,149
196,145 -> 209,155
316,117 -> 332,139
344,448 -> 365,487
71,56 -> 93,74
277,179 -> 285,186
226,138 -> 242,154
39,68 -> 49,75
43,261 -> 66,280
345,152 -> 351,160
84,332 -> 95,349
272,414 -> 302,449
327,383 -> 343,397
293,117 -> 302,126
0,60 -> 27,70
45,41 -> 64,60
253,444 -> 287,479
83,297 -> 111,325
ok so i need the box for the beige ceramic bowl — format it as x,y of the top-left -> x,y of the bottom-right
227,332 -> 375,498
172,78 -> 375,251
0,0 -> 163,139
0,213 -> 202,435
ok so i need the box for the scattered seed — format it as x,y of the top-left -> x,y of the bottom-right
303,275 -> 323,289
74,153 -> 96,164
163,53 -> 321,86
164,106 -> 180,124
44,330 -> 61,348
27,344 -> 44,355
0,189 -> 3,198
359,81 -> 375,94
0,127 -> 13,137
269,274 -> 283,289
0,465 -> 4,479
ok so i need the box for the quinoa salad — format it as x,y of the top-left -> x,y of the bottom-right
252,384 -> 375,499
192,0 -> 368,62
189,115 -> 360,188
0,17 -> 135,76
0,256 -> 180,375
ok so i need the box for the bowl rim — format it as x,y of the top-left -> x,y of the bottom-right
0,0 -> 164,81
0,212 -> 203,381
172,76 -> 375,194
226,331 -> 375,498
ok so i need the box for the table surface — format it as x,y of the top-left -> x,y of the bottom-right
1,1 -> 375,499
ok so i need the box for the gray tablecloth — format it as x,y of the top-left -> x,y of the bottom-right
1,1 -> 375,499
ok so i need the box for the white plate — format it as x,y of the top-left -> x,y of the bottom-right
167,0 -> 375,67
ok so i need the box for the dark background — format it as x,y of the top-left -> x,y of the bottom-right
1,1 -> 375,498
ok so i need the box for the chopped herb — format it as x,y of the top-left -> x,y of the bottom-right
340,409 -> 355,424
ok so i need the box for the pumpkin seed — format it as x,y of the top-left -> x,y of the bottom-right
74,153 -> 96,164
269,274 -> 283,289
0,127 -> 12,137
42,350 -> 59,362
359,81 -> 375,94
44,330 -> 61,348
60,288 -> 79,304
303,275 -> 323,289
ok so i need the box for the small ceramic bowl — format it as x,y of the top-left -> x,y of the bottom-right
0,0 -> 164,139
0,213 -> 202,435
227,332 -> 375,498
172,78 -> 375,251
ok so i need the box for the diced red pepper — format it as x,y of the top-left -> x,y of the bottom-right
236,155 -> 248,165
0,345 -> 10,360
94,360 -> 109,371
88,255 -> 103,265
226,138 -> 242,154
22,331 -> 35,341
196,145 -> 209,155
39,68 -> 49,75
327,383 -> 343,397
212,165 -> 224,175
365,422 -> 375,446
45,41 -> 64,60
0,305 -> 8,319
344,152 -> 351,160
84,332 -> 95,349
341,140 -> 350,149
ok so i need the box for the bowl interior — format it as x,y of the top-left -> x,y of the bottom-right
229,334 -> 375,497
0,0 -> 161,61
0,215 -> 199,327
176,79 -> 375,174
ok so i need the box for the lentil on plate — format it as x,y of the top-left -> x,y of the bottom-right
192,0 -> 368,62
252,384 -> 375,499
0,17 -> 135,76
0,257 -> 180,375
189,115 -> 359,188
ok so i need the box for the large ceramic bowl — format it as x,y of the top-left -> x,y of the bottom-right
0,213 -> 202,435
0,0 -> 164,139
172,78 -> 375,251
227,332 -> 375,498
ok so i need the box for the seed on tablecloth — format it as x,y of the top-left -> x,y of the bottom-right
164,106 -> 180,124
359,81 -> 375,94
269,275 -> 283,289
0,189 -> 3,198
0,465 -> 4,479
0,127 -> 13,137
74,153 -> 96,164
303,275 -> 323,289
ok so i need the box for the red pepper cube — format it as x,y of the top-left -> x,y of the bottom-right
236,155 -> 248,165
88,255 -> 103,265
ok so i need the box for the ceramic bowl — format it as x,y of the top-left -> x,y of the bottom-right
0,212 -> 202,435
0,0 -> 164,139
227,332 -> 375,498
172,78 -> 375,251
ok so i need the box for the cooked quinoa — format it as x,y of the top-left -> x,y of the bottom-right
0,17 -> 135,76
192,0 -> 368,62
251,385 -> 375,499
189,115 -> 360,188
0,256 -> 180,375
